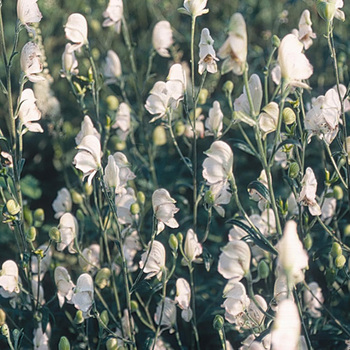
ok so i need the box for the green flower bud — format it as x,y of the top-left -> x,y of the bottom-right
137,191 -> 146,205
331,242 -> 342,257
176,232 -> 183,245
258,260 -> 269,279
49,227 -> 61,243
1,324 -> 9,337
91,48 -> 100,61
90,19 -> 101,32
344,224 -> 350,236
0,308 -> 6,326
6,199 -> 20,216
34,311 -> 42,322
175,120 -> 185,136
34,208 -> 45,227
84,183 -> 93,196
303,234 -> 313,251
213,315 -> 224,331
153,125 -> 167,146
198,88 -> 209,105
333,185 -> 343,200
282,107 -> 296,125
106,95 -> 119,111
168,234 -> 178,252
95,268 -> 111,289
71,190 -> 83,205
316,0 -> 336,21
26,226 -> 37,242
100,310 -> 109,326
76,209 -> 85,222
23,207 -> 33,226
130,203 -> 140,215
58,336 -> 71,350
288,162 -> 300,179
130,300 -> 139,313
74,310 -> 84,324
335,254 -> 346,269
222,81 -> 234,95
106,338 -> 118,350
272,34 -> 280,48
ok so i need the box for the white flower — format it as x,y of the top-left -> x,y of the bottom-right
295,10 -> 316,50
218,240 -> 251,282
102,0 -> 123,33
73,135 -> 102,185
154,297 -> 177,329
65,13 -> 88,52
123,230 -> 142,272
31,244 -> 52,281
54,266 -> 75,307
113,152 -> 136,185
207,182 -> 232,217
139,240 -> 166,280
75,115 -> 101,145
17,0 -> 42,34
278,33 -> 313,89
175,278 -> 192,322
20,42 -> 45,82
271,299 -> 301,350
276,220 -> 308,285
18,89 -> 43,133
298,167 -> 321,216
273,274 -> 291,306
104,155 -> 121,192
0,260 -> 20,297
205,101 -> 223,137
152,189 -> 179,234
198,28 -> 219,75
33,324 -> 50,350
258,102 -> 279,139
152,21 -> 174,58
52,187 -> 72,219
79,244 -> 100,272
180,0 -> 209,18
318,0 -> 345,21
61,43 -> 79,77
184,228 -> 202,263
218,13 -> 247,75
57,213 -> 79,253
202,140 -> 234,185
112,102 -> 130,141
234,74 -> 262,124
304,281 -> 324,318
31,279 -> 45,306
321,193 -> 336,224
103,50 -> 122,85
70,273 -> 94,317
115,187 -> 137,225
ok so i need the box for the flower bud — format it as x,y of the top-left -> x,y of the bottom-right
176,232 -> 183,245
6,199 -> 21,216
258,260 -> 269,279
71,190 -> 83,205
130,300 -> 139,313
333,185 -> 343,200
344,224 -> 350,236
335,254 -> 346,269
106,95 -> 119,111
282,107 -> 296,125
303,234 -> 313,251
198,88 -> 209,105
222,81 -> 234,95
84,182 -> 93,196
153,125 -> 167,146
316,0 -> 336,22
130,203 -> 140,215
0,309 -> 6,326
23,207 -> 33,226
213,315 -> 224,331
168,234 -> 178,252
74,310 -> 84,324
331,242 -> 342,257
272,34 -> 280,48
58,336 -> 71,350
76,209 -> 85,222
100,310 -> 109,326
137,191 -> 146,205
26,226 -> 37,242
288,162 -> 300,179
49,227 -> 61,242
1,324 -> 9,337
175,120 -> 185,136
106,338 -> 118,350
95,268 -> 111,289
33,208 -> 45,226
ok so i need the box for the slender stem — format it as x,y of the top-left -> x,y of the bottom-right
324,142 -> 348,188
264,47 -> 277,106
189,264 -> 200,350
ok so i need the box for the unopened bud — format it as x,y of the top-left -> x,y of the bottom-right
316,0 -> 336,22
76,209 -> 85,222
74,310 -> 84,324
130,203 -> 140,215
33,208 -> 45,226
23,207 -> 33,226
71,190 -> 83,205
282,107 -> 296,125
213,315 -> 224,331
106,338 -> 118,350
1,324 -> 10,338
288,162 -> 300,179
331,242 -> 342,257
176,232 -> 183,245
84,183 -> 93,196
100,310 -> 109,326
0,309 -> 6,326
49,227 -> 61,243
130,300 -> 139,313
106,95 -> 119,111
303,233 -> 313,251
153,125 -> 167,146
168,234 -> 178,252
198,88 -> 209,105
344,224 -> 350,236
95,268 -> 111,289
258,260 -> 269,279
58,336 -> 71,350
222,81 -> 234,95
175,120 -> 185,136
137,191 -> 146,205
26,226 -> 37,242
333,185 -> 343,200
6,199 -> 20,216
272,35 -> 280,48
335,254 -> 346,269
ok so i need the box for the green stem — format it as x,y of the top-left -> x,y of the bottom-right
324,142 -> 348,189
189,264 -> 200,350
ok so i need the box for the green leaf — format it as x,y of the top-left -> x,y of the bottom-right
229,138 -> 259,158
247,180 -> 271,203
20,175 -> 42,200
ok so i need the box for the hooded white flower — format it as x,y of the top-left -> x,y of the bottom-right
65,13 -> 88,52
79,244 -> 100,272
318,0 -> 345,21
207,182 -> 232,217
321,193 -> 336,224
112,102 -> 130,141
52,187 -> 72,219
75,115 -> 101,145
102,0 -> 123,33
152,189 -> 179,234
184,228 -> 202,263
104,155 -> 122,192
278,33 -> 313,89
20,42 -> 45,83
271,299 -> 301,350
33,324 -> 50,350
73,135 -> 102,185
139,240 -> 166,280
258,102 -> 279,139
113,152 -> 136,185
198,28 -> 219,75
115,187 -> 137,225
175,278 -> 192,322
294,9 -> 316,50
54,266 -> 75,307
304,281 -> 324,318
57,213 -> 79,253
0,260 -> 20,297
17,0 -> 42,34
180,0 -> 209,17
61,43 -> 79,77
152,21 -> 174,58
205,101 -> 223,137
273,274 -> 291,307
298,167 -> 321,216
18,89 -> 43,133
218,13 -> 247,75
70,273 -> 94,317
104,50 -> 122,85
276,220 -> 308,285
154,297 -> 177,330
123,230 -> 142,272
218,240 -> 251,281
234,74 -> 262,125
